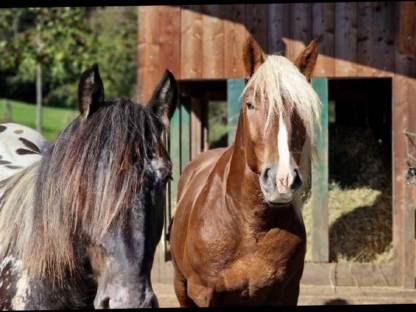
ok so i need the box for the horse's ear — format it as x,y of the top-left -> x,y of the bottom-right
243,37 -> 266,78
148,70 -> 177,130
78,64 -> 104,118
294,40 -> 318,81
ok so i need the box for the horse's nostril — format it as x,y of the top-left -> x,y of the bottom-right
290,169 -> 303,191
261,167 -> 271,181
99,297 -> 110,309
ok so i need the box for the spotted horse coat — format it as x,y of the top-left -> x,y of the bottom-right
0,123 -> 48,182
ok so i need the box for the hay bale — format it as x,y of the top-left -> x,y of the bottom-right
303,126 -> 392,263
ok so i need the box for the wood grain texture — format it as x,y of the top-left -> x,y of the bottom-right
190,97 -> 203,159
245,4 -> 268,54
335,3 -> 358,77
201,5 -> 225,79
169,104 -> 181,215
137,6 -> 160,103
181,5 -> 203,79
268,3 -> 290,55
357,2 -> 373,76
392,1 -> 416,288
180,97 -> 191,172
371,2 -> 389,76
158,6 -> 181,78
302,263 -> 397,287
312,3 -> 335,77
289,3 -> 312,62
382,2 -> 395,74
224,4 -> 248,78
399,1 -> 416,56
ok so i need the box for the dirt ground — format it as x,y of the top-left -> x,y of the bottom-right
153,283 -> 416,307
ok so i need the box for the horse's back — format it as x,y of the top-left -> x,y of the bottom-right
0,123 -> 47,181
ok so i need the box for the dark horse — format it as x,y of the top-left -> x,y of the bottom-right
170,38 -> 320,306
0,65 -> 177,309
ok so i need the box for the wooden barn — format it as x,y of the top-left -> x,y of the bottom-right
137,3 -> 416,289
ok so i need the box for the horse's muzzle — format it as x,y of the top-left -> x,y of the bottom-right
259,166 -> 303,205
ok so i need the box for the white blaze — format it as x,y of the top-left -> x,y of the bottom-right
276,114 -> 293,192
277,114 -> 290,172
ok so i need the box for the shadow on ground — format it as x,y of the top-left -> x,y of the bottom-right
324,298 -> 349,305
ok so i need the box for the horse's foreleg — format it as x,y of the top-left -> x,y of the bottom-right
173,270 -> 196,307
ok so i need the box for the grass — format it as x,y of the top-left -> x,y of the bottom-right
0,98 -> 77,142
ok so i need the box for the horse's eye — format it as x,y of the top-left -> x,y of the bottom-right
246,102 -> 254,110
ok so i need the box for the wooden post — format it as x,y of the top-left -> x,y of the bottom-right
169,102 -> 181,216
4,99 -> 12,122
393,1 -> 416,289
311,78 -> 329,263
180,97 -> 191,171
399,1 -> 416,56
190,97 -> 204,159
227,79 -> 245,145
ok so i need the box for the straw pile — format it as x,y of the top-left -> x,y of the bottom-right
302,126 -> 392,263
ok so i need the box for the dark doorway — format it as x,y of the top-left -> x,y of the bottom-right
326,78 -> 393,263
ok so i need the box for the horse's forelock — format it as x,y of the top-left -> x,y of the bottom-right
242,55 -> 321,162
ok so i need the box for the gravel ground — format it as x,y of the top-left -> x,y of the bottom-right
153,283 -> 416,307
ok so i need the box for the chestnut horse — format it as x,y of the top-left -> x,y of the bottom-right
169,39 -> 320,307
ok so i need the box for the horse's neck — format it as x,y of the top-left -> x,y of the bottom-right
225,117 -> 265,219
226,116 -> 259,200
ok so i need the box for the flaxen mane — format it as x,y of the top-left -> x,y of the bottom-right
242,55 -> 321,161
0,98 -> 167,284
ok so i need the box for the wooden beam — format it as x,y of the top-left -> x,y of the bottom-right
311,78 -> 329,263
334,3 -> 358,77
169,103 -> 181,214
158,6 -> 181,78
245,4 -> 269,53
268,3 -> 290,55
137,6 -> 160,103
302,263 -> 397,287
227,79 -> 245,145
202,5 -> 225,79
181,5 -> 203,79
289,3 -> 312,62
312,3 -> 335,77
224,4 -> 248,78
190,97 -> 203,159
399,1 -> 416,56
357,2 -> 374,76
393,2 -> 416,289
180,97 -> 191,172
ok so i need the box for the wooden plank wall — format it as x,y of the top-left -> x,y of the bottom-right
138,3 -> 404,98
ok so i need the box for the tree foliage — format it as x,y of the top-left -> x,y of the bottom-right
0,7 -> 137,107
88,7 -> 137,100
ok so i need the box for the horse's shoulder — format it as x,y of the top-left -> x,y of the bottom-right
183,147 -> 228,173
177,147 -> 229,197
